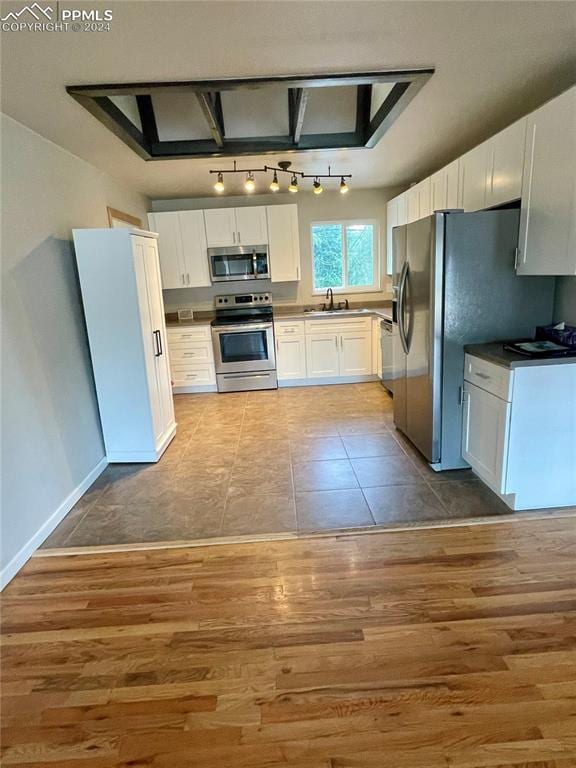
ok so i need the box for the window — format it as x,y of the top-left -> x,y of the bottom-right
311,221 -> 379,293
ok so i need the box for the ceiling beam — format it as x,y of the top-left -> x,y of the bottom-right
364,78 -> 431,148
289,88 -> 309,144
69,93 -> 151,160
66,69 -> 435,98
355,84 -> 372,144
196,92 -> 224,147
136,95 -> 159,148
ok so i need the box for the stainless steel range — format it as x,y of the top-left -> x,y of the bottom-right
211,292 -> 277,392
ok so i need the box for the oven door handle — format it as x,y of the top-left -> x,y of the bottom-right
213,323 -> 273,333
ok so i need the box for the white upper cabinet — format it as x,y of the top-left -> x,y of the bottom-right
458,141 -> 490,211
445,159 -> 460,208
485,117 -> 527,208
396,191 -> 408,226
417,177 -> 431,219
203,208 -> 237,247
386,197 -> 398,275
407,185 -> 420,223
179,210 -> 210,287
204,206 -> 269,247
148,212 -> 185,289
407,178 -> 431,222
149,211 -> 210,289
267,204 -> 301,282
431,168 -> 448,212
517,86 -> 576,276
235,206 -> 268,245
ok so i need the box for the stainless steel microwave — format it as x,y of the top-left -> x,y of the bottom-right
208,245 -> 270,283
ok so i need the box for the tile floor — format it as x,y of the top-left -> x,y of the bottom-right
42,383 -> 568,550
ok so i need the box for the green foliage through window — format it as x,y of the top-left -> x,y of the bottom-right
312,222 -> 376,292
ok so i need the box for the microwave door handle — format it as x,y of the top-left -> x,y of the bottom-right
252,251 -> 258,277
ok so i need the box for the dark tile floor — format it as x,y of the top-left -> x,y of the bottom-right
42,383 -> 571,550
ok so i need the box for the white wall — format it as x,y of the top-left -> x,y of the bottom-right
0,115 -> 149,586
554,278 -> 576,325
151,188 -> 400,311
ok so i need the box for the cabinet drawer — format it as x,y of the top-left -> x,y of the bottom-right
167,325 -> 211,344
305,316 -> 372,334
464,354 -> 513,401
168,341 -> 213,364
275,320 -> 305,336
171,364 -> 216,387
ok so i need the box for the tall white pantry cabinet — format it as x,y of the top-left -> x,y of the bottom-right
73,229 -> 176,463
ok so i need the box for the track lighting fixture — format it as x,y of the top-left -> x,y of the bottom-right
244,172 -> 256,192
209,161 -> 350,195
269,171 -> 280,192
214,172 -> 225,193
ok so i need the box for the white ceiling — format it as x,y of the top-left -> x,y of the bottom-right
1,1 -> 575,199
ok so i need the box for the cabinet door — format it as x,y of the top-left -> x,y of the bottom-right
386,197 -> 398,275
486,117 -> 527,208
276,335 -> 306,380
235,206 -> 268,245
462,382 -> 509,493
407,186 -> 420,223
305,334 -> 340,378
445,159 -> 460,209
178,210 -> 210,287
339,331 -> 372,376
517,87 -> 576,276
431,169 -> 448,212
267,204 -> 301,282
458,142 -> 490,211
417,177 -> 431,219
203,208 -> 237,247
148,212 -> 185,289
396,192 -> 408,226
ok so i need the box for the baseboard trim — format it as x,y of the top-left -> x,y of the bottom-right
279,374 -> 378,388
172,384 -> 217,394
0,456 -> 108,590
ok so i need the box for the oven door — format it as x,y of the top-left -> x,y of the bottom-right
209,247 -> 269,283
212,323 -> 276,374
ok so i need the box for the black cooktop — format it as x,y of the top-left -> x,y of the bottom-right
211,307 -> 274,327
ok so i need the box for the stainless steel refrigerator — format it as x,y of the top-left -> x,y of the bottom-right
392,209 -> 554,471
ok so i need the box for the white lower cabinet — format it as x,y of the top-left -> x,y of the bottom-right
305,333 -> 340,378
462,381 -> 510,493
276,335 -> 307,380
340,331 -> 372,376
166,325 -> 216,393
462,354 -> 576,510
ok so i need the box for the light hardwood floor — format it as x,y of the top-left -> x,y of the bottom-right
2,516 -> 576,766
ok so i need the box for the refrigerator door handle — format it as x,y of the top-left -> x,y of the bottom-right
397,262 -> 409,355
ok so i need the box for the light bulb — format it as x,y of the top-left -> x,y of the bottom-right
339,177 -> 349,194
313,178 -> 323,195
244,172 -> 256,193
288,174 -> 299,193
269,172 -> 280,192
214,172 -> 225,193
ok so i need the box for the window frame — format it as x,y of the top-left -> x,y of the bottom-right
310,219 -> 380,295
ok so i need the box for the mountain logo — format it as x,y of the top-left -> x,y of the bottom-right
1,3 -> 53,21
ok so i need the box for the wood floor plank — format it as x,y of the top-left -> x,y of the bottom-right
2,518 -> 576,766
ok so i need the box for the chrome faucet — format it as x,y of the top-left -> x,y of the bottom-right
325,287 -> 334,311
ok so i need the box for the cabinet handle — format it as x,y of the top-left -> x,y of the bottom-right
186,273 -> 190,285
153,330 -> 163,357
181,274 -> 185,285
237,231 -> 241,244
232,232 -> 236,244
474,371 -> 490,380
335,337 -> 338,350
183,352 -> 196,357
514,247 -> 520,270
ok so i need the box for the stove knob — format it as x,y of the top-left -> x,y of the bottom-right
224,298 -> 229,303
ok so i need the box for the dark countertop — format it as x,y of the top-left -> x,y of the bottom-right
465,342 -> 576,369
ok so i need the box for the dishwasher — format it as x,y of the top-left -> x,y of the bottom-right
380,318 -> 394,394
